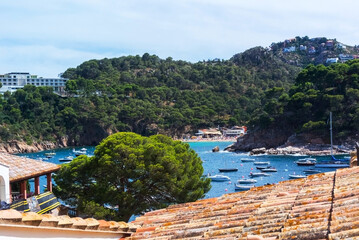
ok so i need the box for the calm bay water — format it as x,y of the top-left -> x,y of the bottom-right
19,142 -> 348,199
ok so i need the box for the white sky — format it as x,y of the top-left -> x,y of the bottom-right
1,0 -> 359,77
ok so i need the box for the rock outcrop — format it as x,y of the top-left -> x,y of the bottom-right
226,129 -> 354,155
212,146 -> 220,152
225,126 -> 293,152
0,140 -> 66,154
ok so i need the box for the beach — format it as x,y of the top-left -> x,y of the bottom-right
180,137 -> 238,143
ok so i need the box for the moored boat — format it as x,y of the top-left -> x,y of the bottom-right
260,166 -> 277,172
44,152 -> 56,157
303,169 -> 321,174
241,158 -> 255,162
208,174 -> 230,182
256,166 -> 267,170
253,161 -> 270,165
234,183 -> 254,191
73,149 -> 87,156
249,172 -> 270,177
218,168 -> 238,172
295,158 -> 317,166
59,156 -> 74,162
289,174 -> 306,179
237,178 -> 257,184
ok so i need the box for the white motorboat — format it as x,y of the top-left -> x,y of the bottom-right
45,152 -> 56,156
249,172 -> 270,177
208,174 -> 230,182
289,174 -> 306,179
73,149 -> 87,156
241,158 -> 255,162
235,184 -> 254,191
260,167 -> 277,172
237,178 -> 257,184
253,161 -> 270,165
295,158 -> 317,166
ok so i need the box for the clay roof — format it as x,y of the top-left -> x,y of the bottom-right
0,153 -> 60,182
129,166 -> 359,240
0,209 -> 136,237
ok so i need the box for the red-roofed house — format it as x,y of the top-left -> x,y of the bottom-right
0,153 -> 60,203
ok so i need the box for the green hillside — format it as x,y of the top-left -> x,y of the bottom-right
0,37 -> 358,149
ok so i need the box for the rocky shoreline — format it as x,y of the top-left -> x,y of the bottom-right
223,129 -> 357,156
225,142 -> 353,156
0,139 -> 68,154
247,145 -> 351,156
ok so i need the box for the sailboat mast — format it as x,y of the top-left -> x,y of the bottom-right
330,111 -> 333,156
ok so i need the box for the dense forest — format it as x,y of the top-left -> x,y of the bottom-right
246,60 -> 359,148
0,37 -> 358,149
0,48 -> 300,146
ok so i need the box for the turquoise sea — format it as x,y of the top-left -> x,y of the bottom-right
19,141 -> 349,199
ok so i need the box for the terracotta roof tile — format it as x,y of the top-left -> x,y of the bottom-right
21,212 -> 43,226
84,217 -> 99,230
0,209 -> 22,224
129,166 -> 359,239
70,217 -> 88,230
39,213 -> 59,227
0,210 -> 132,237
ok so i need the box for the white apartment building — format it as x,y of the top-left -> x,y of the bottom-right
0,72 -> 68,94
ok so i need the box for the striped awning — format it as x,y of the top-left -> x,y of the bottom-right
10,192 -> 60,214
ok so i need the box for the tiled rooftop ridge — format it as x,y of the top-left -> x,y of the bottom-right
0,209 -> 138,237
0,152 -> 60,181
129,167 -> 359,240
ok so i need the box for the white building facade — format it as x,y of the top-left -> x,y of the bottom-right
0,72 -> 68,94
0,163 -> 10,203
